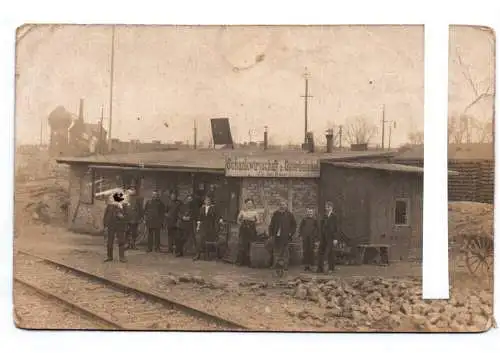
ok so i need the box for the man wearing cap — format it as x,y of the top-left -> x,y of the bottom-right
165,190 -> 182,254
268,201 -> 297,273
126,187 -> 144,250
317,201 -> 339,274
144,191 -> 166,252
193,195 -> 223,261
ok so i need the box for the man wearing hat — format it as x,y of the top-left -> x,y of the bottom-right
103,191 -> 129,262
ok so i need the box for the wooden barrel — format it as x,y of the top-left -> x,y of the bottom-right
250,241 -> 272,268
288,241 -> 303,267
222,226 -> 239,263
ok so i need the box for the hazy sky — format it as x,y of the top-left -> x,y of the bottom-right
15,25 -> 494,146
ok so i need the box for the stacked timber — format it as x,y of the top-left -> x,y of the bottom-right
447,161 -> 479,202
477,160 -> 494,204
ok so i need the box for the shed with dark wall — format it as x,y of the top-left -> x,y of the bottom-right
320,162 -> 424,262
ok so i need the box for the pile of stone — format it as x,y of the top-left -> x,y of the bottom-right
286,276 -> 493,332
162,273 -> 228,291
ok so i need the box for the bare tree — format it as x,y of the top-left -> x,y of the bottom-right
408,130 -> 424,145
344,115 -> 377,145
448,48 -> 494,144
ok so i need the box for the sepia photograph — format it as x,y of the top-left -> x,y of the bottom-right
13,24 -> 494,332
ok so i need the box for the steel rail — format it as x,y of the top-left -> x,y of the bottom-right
17,250 -> 249,330
14,277 -> 122,330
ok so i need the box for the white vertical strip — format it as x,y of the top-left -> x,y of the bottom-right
423,24 -> 450,299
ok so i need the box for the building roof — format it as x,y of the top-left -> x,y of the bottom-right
56,149 -> 395,172
394,143 -> 493,161
323,161 -> 459,176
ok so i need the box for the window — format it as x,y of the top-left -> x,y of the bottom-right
394,198 -> 409,226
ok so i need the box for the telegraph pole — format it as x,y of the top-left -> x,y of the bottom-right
107,25 -> 116,152
39,119 -> 43,147
300,67 -> 313,144
339,125 -> 343,149
387,120 -> 395,150
99,106 -> 105,154
381,104 -> 386,150
193,119 -> 197,150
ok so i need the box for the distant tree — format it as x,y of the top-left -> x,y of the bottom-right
408,130 -> 424,145
344,115 -> 377,145
448,48 -> 494,144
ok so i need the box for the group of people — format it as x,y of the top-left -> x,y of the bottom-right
102,185 -> 221,263
235,199 -> 341,274
103,183 -> 341,274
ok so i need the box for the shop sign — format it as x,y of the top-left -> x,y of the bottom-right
225,157 -> 320,178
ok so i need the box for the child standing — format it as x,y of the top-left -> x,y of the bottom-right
298,207 -> 320,271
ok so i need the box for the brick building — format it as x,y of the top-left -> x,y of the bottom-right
56,149 -> 394,235
393,143 -> 494,204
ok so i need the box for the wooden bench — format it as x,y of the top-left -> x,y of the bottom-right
354,244 -> 391,265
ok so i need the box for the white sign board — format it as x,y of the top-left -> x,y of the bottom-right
225,157 -> 320,178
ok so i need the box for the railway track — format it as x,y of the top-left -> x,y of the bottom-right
15,250 -> 248,331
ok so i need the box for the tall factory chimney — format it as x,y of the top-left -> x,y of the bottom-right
325,129 -> 334,153
263,126 -> 268,150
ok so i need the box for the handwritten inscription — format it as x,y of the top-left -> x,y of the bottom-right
225,157 -> 320,178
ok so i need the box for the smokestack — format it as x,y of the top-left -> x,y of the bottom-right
325,129 -> 334,153
264,126 -> 268,150
306,132 -> 315,153
78,98 -> 84,122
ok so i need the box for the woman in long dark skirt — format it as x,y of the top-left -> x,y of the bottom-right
236,198 -> 259,266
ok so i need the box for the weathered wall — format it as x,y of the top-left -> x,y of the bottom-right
240,177 -> 319,228
68,165 -> 109,234
368,171 -> 423,262
320,164 -> 423,262
395,158 -> 494,204
68,166 -> 221,234
68,166 -> 192,233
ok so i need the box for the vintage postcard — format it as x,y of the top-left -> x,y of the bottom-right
13,24 -> 494,332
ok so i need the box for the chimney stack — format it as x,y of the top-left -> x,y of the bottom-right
78,98 -> 84,122
263,126 -> 268,150
306,132 -> 315,153
325,129 -> 334,153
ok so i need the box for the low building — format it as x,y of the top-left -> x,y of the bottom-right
56,149 -> 395,235
394,143 -> 494,204
320,161 -> 458,262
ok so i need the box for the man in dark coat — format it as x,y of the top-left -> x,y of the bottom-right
317,201 -> 339,273
298,207 -> 320,271
205,184 -> 217,205
177,194 -> 196,257
126,187 -> 144,250
193,195 -> 223,261
268,201 -> 297,272
165,190 -> 182,254
144,191 -> 166,252
103,192 -> 129,263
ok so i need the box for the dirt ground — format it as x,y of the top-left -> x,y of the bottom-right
13,150 -> 495,332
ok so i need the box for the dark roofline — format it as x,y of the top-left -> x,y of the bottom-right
89,164 -> 224,174
322,161 -> 424,174
322,161 -> 460,176
327,151 -> 396,161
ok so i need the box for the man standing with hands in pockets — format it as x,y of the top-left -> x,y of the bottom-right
317,201 -> 339,274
